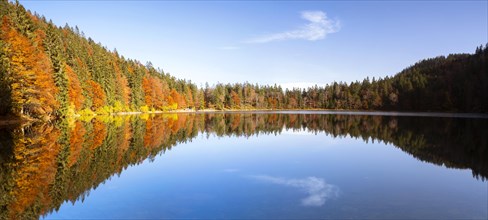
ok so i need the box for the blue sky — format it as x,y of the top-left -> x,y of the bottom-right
21,1 -> 487,89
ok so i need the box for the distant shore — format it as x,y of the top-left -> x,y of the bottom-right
2,109 -> 487,126
110,109 -> 488,119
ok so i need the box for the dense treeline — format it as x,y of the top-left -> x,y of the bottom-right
204,47 -> 488,112
1,1 -> 487,121
1,113 -> 486,219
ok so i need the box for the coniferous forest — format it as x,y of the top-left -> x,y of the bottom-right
1,1 -> 487,121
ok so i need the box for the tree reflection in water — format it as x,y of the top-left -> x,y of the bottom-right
0,113 -> 486,219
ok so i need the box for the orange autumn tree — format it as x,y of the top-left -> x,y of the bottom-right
152,77 -> 167,108
176,90 -> 187,109
31,29 -> 59,113
65,65 -> 84,111
166,88 -> 187,110
0,17 -> 59,118
167,89 -> 182,110
142,75 -> 168,110
88,80 -> 106,110
142,76 -> 154,108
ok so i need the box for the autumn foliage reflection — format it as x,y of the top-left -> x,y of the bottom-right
0,113 -> 486,219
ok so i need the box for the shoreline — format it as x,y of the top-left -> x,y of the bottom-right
1,109 -> 488,125
104,109 -> 488,119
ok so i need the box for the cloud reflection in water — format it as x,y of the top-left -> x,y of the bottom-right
249,175 -> 339,206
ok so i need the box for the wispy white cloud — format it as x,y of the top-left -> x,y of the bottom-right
218,46 -> 240,50
249,175 -> 339,206
246,11 -> 340,43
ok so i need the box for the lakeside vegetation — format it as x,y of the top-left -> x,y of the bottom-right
1,1 -> 487,121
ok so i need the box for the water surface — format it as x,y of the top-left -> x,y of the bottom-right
0,112 -> 486,219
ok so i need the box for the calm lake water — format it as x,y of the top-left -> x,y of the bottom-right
0,112 -> 486,219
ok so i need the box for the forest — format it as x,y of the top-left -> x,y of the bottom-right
1,1 -> 487,121
1,112 -> 486,219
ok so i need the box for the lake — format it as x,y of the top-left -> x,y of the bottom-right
0,112 -> 486,219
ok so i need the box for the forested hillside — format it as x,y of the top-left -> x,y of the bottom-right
0,1 -> 487,120
0,1 -> 204,120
